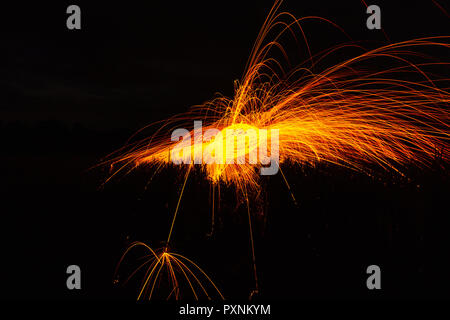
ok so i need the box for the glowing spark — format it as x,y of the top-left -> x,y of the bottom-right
115,242 -> 224,300
107,0 -> 450,299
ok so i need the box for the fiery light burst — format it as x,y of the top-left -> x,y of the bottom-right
115,242 -> 224,300
107,0 -> 450,300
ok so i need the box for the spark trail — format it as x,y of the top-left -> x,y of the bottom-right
108,0 -> 450,300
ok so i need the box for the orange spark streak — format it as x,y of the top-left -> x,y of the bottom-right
107,35 -> 450,192
108,0 -> 450,300
115,242 -> 224,300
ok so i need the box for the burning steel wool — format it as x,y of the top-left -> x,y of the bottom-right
106,0 -> 450,300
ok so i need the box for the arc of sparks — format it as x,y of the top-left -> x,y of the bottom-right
108,0 -> 450,300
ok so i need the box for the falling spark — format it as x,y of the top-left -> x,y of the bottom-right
115,241 -> 224,300
108,0 -> 450,299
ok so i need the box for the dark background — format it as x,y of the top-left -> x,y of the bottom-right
0,0 -> 449,300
